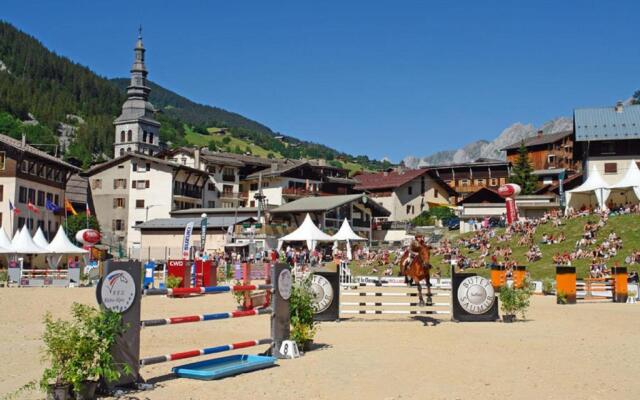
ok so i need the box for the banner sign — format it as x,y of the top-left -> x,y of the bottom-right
182,222 -> 194,259
200,217 -> 208,252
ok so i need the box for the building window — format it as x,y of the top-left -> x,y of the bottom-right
207,183 -> 216,191
113,198 -> 125,208
112,219 -> 125,231
28,188 -> 35,203
120,148 -> 125,156
37,190 -> 45,207
407,186 -> 413,196
149,132 -> 154,143
113,179 -> 127,189
434,189 -> 439,198
0,152 -> 5,170
91,179 -> 102,189
136,199 -> 145,208
406,205 -> 414,215
221,201 -> 234,208
120,131 -> 125,142
145,163 -> 151,171
207,201 -> 216,208
54,194 -> 59,205
489,178 -> 498,186
250,183 -> 258,191
126,147 -> 131,153
143,131 -> 147,142
18,187 -> 27,203
474,179 -> 486,186
459,179 -> 470,187
127,130 -> 132,141
250,200 -> 256,207
21,160 -> 28,173
132,162 -> 137,172
132,180 -> 150,189
604,163 -> 617,174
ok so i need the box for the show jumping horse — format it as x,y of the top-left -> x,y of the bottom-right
398,237 -> 433,306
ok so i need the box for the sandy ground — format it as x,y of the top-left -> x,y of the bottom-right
1,287 -> 639,400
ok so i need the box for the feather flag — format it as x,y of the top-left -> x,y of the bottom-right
85,203 -> 91,217
45,199 -> 61,213
64,199 -> 77,216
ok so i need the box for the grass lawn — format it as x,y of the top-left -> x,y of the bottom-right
184,126 -> 280,158
348,213 -> 640,281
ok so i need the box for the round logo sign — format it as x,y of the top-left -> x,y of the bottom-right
99,270 -> 136,313
457,275 -> 495,315
497,183 -> 521,199
76,229 -> 101,245
278,269 -> 292,300
310,274 -> 334,313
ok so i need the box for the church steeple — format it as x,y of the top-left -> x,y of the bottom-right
127,26 -> 150,101
113,28 -> 161,158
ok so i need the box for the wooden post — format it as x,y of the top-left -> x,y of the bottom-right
612,266 -> 628,303
555,266 -> 576,304
490,264 -> 506,290
513,266 -> 527,288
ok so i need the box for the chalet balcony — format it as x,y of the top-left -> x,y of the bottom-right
173,188 -> 202,199
220,192 -> 244,201
222,174 -> 236,182
282,187 -> 332,198
352,219 -> 371,228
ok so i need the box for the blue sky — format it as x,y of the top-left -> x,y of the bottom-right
3,1 -> 640,162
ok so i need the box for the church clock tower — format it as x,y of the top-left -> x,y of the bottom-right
114,28 -> 161,157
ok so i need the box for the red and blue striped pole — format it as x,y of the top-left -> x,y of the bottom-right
143,284 -> 272,296
141,308 -> 272,328
139,338 -> 274,366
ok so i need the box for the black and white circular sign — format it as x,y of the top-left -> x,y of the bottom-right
310,274 -> 334,313
278,269 -> 292,300
457,275 -> 495,315
99,270 -> 136,313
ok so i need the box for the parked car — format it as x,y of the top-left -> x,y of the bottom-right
447,217 -> 460,230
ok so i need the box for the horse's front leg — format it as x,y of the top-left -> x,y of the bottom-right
417,282 -> 425,307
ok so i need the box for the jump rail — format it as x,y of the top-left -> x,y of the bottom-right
341,292 -> 448,297
143,284 -> 272,296
340,302 -> 450,307
141,308 -> 272,328
341,310 -> 450,315
140,338 -> 274,366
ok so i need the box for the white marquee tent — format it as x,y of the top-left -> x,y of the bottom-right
0,229 -> 12,253
33,228 -> 49,249
278,213 -> 334,250
10,226 -> 48,254
331,219 -> 366,260
609,160 -> 640,203
46,226 -> 88,268
566,164 -> 611,211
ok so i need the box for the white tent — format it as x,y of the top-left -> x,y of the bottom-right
278,213 -> 334,250
33,228 -> 49,249
0,228 -> 13,254
566,164 -> 611,211
609,160 -> 640,203
332,219 -> 366,260
11,226 -> 48,254
46,226 -> 88,268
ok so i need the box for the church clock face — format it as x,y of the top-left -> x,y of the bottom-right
310,274 -> 334,313
457,275 -> 495,315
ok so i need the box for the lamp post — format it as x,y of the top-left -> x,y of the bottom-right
145,204 -> 160,221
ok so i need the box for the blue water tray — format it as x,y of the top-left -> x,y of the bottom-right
172,354 -> 277,380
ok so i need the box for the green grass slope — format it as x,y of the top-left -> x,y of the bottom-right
429,213 -> 640,280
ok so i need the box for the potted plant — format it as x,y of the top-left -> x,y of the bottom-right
40,312 -> 76,399
0,269 -> 7,287
165,275 -> 182,289
557,291 -> 568,305
232,279 -> 247,310
289,277 -> 318,351
66,303 -> 130,399
541,278 -> 554,295
499,283 -> 532,322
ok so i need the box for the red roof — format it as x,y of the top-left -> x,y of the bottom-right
354,169 -> 431,191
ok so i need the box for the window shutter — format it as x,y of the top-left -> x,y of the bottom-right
132,181 -> 136,189
146,180 -> 150,188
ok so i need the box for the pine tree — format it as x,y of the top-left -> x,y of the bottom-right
509,142 -> 538,194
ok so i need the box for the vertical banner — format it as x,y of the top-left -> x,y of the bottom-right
182,221 -> 194,260
200,214 -> 207,254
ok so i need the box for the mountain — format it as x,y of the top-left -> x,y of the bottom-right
0,21 -> 389,171
403,117 -> 573,168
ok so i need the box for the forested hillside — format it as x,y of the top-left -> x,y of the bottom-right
0,21 -> 389,171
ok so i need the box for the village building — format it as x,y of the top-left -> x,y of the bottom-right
425,159 -> 510,201
0,134 -> 79,238
502,130 -> 578,172
457,187 -> 560,232
136,215 -> 254,260
84,153 -> 209,256
269,193 -> 390,243
574,101 -> 640,186
353,167 -> 456,222
162,147 -> 244,209
241,159 -> 356,207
